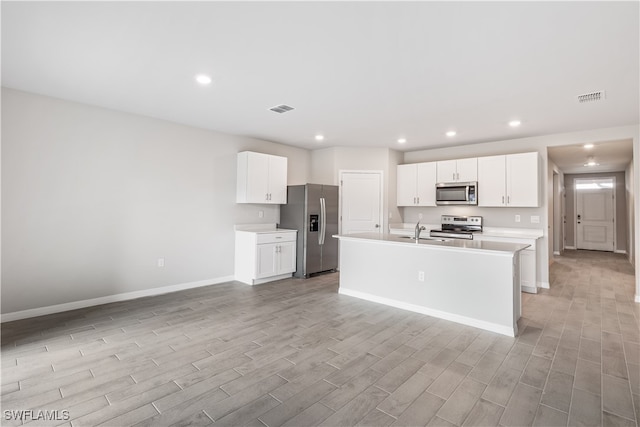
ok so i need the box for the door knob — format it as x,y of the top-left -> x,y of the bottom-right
375,224 -> 380,228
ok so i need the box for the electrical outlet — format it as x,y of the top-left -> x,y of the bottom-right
258,210 -> 264,218
515,215 -> 521,223
389,212 -> 393,219
418,271 -> 425,282
157,258 -> 165,267
531,215 -> 540,224
418,213 -> 423,220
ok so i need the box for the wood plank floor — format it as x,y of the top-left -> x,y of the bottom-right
1,250 -> 638,426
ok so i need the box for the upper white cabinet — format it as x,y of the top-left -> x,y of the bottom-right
397,162 -> 437,206
507,152 -> 539,207
477,155 -> 507,206
478,152 -> 539,207
237,151 -> 287,204
436,158 -> 477,183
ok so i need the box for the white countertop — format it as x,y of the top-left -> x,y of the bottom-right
334,232 -> 530,254
235,223 -> 297,233
389,223 -> 543,240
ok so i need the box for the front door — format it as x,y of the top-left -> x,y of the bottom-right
340,171 -> 383,235
576,178 -> 615,251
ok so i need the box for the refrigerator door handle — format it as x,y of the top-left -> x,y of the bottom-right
319,197 -> 326,245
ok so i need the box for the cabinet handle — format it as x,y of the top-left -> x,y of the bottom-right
413,197 -> 416,204
453,172 -> 456,181
457,172 -> 460,181
265,193 -> 269,201
507,196 -> 510,204
502,196 -> 505,205
417,197 -> 420,204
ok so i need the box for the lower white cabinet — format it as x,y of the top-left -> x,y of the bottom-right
235,230 -> 297,285
474,234 -> 539,294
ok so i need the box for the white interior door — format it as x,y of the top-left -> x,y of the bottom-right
340,171 -> 383,235
576,178 -> 615,251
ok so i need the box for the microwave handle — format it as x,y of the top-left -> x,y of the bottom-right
466,185 -> 470,202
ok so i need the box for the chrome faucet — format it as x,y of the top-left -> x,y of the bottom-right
414,220 -> 426,240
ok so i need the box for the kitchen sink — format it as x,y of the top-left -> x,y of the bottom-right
397,236 -> 449,242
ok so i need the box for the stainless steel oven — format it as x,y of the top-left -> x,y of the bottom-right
435,181 -> 477,205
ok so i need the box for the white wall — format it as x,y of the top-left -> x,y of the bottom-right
626,160 -> 635,264
310,146 -> 401,232
1,88 -> 311,315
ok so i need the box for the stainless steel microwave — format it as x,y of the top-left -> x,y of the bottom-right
435,181 -> 478,205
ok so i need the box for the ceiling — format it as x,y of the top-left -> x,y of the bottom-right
2,2 -> 639,156
548,139 -> 633,174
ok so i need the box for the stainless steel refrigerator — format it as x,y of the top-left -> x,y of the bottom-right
280,184 -> 339,278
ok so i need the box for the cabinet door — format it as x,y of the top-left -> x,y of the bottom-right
243,152 -> 270,203
519,249 -> 537,292
436,160 -> 457,183
277,241 -> 297,274
267,155 -> 288,204
416,162 -> 436,206
256,243 -> 277,278
396,164 -> 417,206
456,158 -> 478,182
507,152 -> 539,207
478,155 -> 506,207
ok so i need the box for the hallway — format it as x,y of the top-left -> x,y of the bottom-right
524,249 -> 638,425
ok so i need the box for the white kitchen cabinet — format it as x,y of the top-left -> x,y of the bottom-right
519,249 -> 537,292
507,152 -> 539,207
396,162 -> 436,206
436,158 -> 477,183
478,155 -> 507,206
473,232 -> 540,294
235,229 -> 297,285
236,151 -> 287,204
478,152 -> 538,207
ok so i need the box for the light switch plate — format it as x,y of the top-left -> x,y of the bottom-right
531,215 -> 540,224
515,215 -> 521,223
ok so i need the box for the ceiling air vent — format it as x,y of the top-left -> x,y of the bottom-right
269,104 -> 295,114
577,91 -> 605,103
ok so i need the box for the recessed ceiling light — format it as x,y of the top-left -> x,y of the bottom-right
446,131 -> 457,137
584,143 -> 594,149
397,138 -> 407,144
584,157 -> 599,167
195,74 -> 212,85
315,134 -> 324,141
508,120 -> 521,127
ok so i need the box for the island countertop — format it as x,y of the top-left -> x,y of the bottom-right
335,231 -> 525,336
334,232 -> 530,254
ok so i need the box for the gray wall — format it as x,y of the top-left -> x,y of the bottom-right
626,161 -> 635,264
310,146 -> 402,232
2,88 -> 311,314
564,172 -> 627,252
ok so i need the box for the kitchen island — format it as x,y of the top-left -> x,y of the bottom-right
334,233 -> 530,336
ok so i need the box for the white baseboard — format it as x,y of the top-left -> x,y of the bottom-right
635,294 -> 640,303
338,288 -> 516,337
1,276 -> 235,323
614,250 -> 628,255
538,281 -> 550,289
565,246 -> 576,250
553,251 -> 561,256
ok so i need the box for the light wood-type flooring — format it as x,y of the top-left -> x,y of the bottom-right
1,250 -> 638,426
